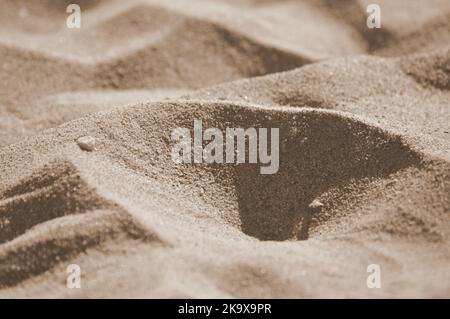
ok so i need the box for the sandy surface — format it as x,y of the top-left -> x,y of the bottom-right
0,0 -> 449,298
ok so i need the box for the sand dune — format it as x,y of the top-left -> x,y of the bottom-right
0,0 -> 449,298
0,101 -> 449,297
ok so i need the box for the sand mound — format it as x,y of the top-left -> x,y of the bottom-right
1,101 -> 448,297
187,48 -> 450,105
91,8 -> 308,89
401,48 -> 450,90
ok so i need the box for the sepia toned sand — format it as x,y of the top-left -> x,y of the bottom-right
0,0 -> 449,298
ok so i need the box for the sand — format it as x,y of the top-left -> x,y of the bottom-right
0,0 -> 449,298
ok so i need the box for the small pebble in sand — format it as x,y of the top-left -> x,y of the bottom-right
76,136 -> 97,152
309,199 -> 324,210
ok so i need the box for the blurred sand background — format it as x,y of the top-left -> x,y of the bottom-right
0,0 -> 449,298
